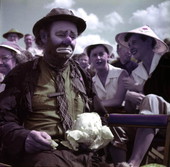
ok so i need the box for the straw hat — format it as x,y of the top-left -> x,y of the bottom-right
33,8 -> 86,37
115,25 -> 169,54
84,43 -> 113,57
3,28 -> 24,39
0,41 -> 21,54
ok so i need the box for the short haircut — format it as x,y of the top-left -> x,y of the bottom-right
87,44 -> 109,57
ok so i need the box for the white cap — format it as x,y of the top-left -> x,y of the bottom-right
0,41 -> 21,54
84,43 -> 113,56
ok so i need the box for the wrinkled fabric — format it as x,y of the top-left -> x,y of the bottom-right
15,149 -> 106,167
139,94 -> 170,115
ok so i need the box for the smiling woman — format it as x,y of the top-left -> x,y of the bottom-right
0,41 -> 21,76
114,25 -> 169,167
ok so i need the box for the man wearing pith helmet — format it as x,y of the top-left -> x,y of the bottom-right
0,8 -> 111,167
3,28 -> 23,43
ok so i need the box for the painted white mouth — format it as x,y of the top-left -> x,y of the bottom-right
56,47 -> 73,54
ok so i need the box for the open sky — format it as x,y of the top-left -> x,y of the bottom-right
0,0 -> 170,54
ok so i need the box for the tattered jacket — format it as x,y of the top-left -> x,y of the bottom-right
0,57 -> 107,162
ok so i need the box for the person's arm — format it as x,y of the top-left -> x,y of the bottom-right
102,70 -> 128,107
0,88 -> 31,158
125,90 -> 145,105
123,76 -> 144,92
0,88 -> 56,160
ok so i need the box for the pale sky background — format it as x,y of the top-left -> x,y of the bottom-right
0,0 -> 170,55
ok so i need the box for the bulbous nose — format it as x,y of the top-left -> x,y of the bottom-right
62,36 -> 72,45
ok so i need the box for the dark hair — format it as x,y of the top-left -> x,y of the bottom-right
87,44 -> 109,57
124,33 -> 157,49
24,33 -> 32,37
78,53 -> 87,59
34,24 -> 51,49
143,52 -> 170,102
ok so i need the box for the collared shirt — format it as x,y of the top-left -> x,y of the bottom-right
131,53 -> 161,86
92,64 -> 123,103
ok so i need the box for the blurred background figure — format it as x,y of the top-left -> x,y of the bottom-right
77,52 -> 96,76
3,28 -> 23,44
0,41 -> 26,92
111,44 -> 138,75
108,52 -> 115,64
72,53 -> 79,62
77,52 -> 90,70
164,37 -> 170,51
24,34 -> 43,60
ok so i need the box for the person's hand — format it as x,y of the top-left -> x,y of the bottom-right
126,91 -> 145,105
123,77 -> 143,92
25,130 -> 56,153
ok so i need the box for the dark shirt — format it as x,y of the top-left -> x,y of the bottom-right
111,59 -> 138,75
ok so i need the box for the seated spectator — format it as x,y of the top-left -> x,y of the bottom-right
118,52 -> 170,167
24,33 -> 43,60
115,25 -> 169,167
141,51 -> 170,115
84,43 -> 129,165
111,44 -> 138,75
115,25 -> 169,114
76,52 -> 96,77
0,41 -> 23,77
163,38 -> 170,51
77,52 -> 90,70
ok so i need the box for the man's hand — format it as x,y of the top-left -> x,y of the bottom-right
25,130 -> 56,153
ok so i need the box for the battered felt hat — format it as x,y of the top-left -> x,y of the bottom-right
115,25 -> 169,54
33,8 -> 86,37
84,43 -> 113,56
3,28 -> 24,39
0,41 -> 21,54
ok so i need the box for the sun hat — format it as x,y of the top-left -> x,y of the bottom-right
115,25 -> 169,54
0,41 -> 21,54
84,43 -> 113,57
3,28 -> 24,39
33,8 -> 86,37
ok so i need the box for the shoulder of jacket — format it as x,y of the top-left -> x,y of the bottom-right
3,58 -> 40,83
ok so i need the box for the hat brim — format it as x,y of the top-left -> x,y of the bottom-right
33,14 -> 86,37
115,32 -> 168,54
0,44 -> 21,54
3,32 -> 23,39
84,43 -> 113,56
